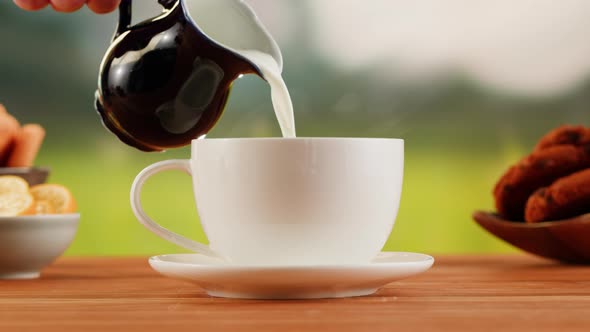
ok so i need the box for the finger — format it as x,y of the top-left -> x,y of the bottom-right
50,0 -> 86,13
13,0 -> 50,11
87,0 -> 120,14
0,104 -> 7,114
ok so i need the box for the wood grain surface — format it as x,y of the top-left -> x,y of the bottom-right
1,255 -> 589,332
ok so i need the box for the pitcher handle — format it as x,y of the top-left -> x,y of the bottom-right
130,159 -> 226,260
114,0 -> 132,38
115,0 -> 178,39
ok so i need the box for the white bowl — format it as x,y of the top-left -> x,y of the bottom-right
0,214 -> 80,279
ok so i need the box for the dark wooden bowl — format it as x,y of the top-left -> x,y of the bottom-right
0,167 -> 50,186
473,211 -> 590,264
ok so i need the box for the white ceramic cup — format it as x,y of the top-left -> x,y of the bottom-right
131,138 -> 404,265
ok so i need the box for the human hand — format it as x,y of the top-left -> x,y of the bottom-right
14,0 -> 120,14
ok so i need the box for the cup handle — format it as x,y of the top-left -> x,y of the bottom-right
130,159 -> 225,260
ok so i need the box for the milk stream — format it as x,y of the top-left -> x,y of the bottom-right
184,0 -> 296,138
239,50 -> 296,138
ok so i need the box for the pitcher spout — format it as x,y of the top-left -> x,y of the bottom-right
181,0 -> 283,72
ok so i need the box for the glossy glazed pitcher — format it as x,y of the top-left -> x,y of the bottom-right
95,0 -> 282,151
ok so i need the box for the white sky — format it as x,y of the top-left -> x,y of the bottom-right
251,0 -> 590,96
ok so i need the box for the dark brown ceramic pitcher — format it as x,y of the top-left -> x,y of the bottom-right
95,0 -> 281,151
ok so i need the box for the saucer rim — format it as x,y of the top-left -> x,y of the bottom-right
149,251 -> 435,271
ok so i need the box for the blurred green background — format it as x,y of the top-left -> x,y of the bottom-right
1,1 -> 589,256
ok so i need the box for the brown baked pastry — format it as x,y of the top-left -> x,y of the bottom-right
534,125 -> 590,152
525,168 -> 590,223
494,145 -> 590,221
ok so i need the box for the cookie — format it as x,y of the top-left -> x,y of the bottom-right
525,168 -> 590,223
494,145 -> 590,221
534,125 -> 590,152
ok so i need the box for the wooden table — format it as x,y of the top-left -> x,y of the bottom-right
1,255 -> 589,332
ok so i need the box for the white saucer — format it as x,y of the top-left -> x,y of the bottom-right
149,252 -> 434,299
